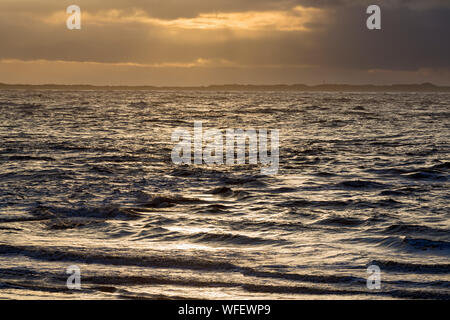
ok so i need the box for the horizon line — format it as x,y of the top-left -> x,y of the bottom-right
1,82 -> 449,92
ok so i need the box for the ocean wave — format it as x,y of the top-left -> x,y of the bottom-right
241,268 -> 363,284
277,198 -> 403,210
46,218 -> 106,230
402,238 -> 450,251
170,166 -> 226,178
164,232 -> 288,246
228,220 -> 308,232
0,244 -> 238,271
314,215 -> 366,227
336,180 -> 388,189
3,155 -> 56,162
369,260 -> 450,274
242,283 -> 449,299
208,186 -> 250,200
128,101 -> 149,108
194,204 -> 230,215
403,171 -> 447,181
142,195 -> 205,208
30,204 -> 143,221
382,223 -> 449,237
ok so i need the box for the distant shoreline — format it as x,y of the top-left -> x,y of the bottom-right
1,82 -> 449,92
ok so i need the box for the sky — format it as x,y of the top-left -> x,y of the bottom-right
0,0 -> 449,86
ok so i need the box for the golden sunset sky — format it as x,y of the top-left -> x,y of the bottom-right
0,0 -> 449,85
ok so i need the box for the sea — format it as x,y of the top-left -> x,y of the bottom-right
0,90 -> 449,299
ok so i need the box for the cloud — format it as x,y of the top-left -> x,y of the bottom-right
43,6 -> 326,32
0,0 -> 448,84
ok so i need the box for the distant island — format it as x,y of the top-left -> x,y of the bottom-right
0,82 -> 449,92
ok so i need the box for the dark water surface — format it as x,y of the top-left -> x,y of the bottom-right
0,90 -> 449,299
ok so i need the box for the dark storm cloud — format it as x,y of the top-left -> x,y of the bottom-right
310,5 -> 450,70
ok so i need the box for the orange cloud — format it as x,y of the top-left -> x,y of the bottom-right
42,6 -> 327,32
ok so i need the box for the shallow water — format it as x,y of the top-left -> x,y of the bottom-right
0,90 -> 449,299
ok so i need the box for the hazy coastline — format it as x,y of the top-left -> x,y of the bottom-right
1,82 -> 449,92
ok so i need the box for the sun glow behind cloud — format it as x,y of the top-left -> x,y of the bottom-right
43,6 -> 326,32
